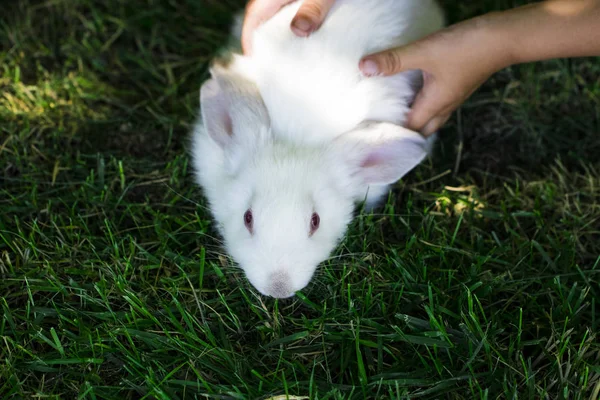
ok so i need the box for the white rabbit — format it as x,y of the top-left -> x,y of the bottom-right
191,0 -> 445,298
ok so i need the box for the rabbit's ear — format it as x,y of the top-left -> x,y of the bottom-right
200,65 -> 270,150
335,122 -> 430,186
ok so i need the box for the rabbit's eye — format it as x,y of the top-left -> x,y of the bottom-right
244,209 -> 253,233
309,212 -> 320,236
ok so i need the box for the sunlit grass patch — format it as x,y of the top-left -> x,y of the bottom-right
1,67 -> 111,133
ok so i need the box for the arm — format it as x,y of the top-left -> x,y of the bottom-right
500,0 -> 600,63
360,0 -> 600,135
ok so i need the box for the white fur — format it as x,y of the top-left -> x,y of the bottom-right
191,0 -> 445,298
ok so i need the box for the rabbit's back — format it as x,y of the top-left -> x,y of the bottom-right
243,0 -> 445,144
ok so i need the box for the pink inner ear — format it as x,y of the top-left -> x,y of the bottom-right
355,137 -> 427,185
201,78 -> 236,147
223,112 -> 233,138
360,146 -> 395,168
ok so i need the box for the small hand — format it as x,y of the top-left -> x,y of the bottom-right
360,16 -> 510,136
242,0 -> 337,55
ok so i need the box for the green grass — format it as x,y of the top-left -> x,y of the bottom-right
1,0 -> 599,398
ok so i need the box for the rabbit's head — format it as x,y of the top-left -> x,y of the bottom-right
192,66 -> 429,298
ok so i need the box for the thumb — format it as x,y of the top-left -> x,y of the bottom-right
360,42 -> 427,76
291,0 -> 336,37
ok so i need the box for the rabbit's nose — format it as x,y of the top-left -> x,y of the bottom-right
266,271 -> 294,299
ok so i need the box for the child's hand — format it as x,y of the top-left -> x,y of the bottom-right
360,0 -> 600,135
242,0 -> 600,135
359,15 -> 511,136
242,0 -> 336,55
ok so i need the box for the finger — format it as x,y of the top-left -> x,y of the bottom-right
404,77 -> 446,132
360,42 -> 428,77
291,0 -> 336,37
421,113 -> 451,136
242,0 -> 292,55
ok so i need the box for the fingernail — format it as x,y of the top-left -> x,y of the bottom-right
291,17 -> 314,37
422,119 -> 439,136
360,59 -> 380,76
